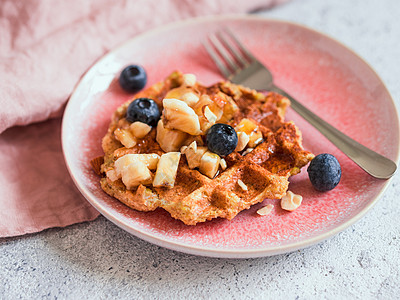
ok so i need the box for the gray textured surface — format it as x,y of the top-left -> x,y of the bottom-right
2,0 -> 400,299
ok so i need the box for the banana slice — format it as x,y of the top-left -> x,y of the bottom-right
162,98 -> 201,135
153,152 -> 181,188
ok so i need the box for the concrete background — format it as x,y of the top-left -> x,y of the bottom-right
2,0 -> 399,299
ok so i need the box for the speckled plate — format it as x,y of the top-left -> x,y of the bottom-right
62,15 -> 399,258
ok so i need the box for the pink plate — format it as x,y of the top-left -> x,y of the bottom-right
62,15 -> 399,258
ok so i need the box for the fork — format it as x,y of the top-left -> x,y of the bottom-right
203,29 -> 397,179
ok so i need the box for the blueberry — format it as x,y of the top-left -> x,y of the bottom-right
126,98 -> 160,126
206,124 -> 238,157
119,65 -> 147,92
307,153 -> 341,192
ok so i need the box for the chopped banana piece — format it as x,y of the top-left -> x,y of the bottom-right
237,179 -> 248,191
116,153 -> 160,170
182,142 -> 208,169
114,128 -> 137,148
163,98 -> 201,135
114,156 -> 152,189
106,169 -> 119,182
182,73 -> 196,87
130,122 -> 152,139
153,152 -> 181,188
235,132 -> 250,151
220,158 -> 227,170
181,92 -> 200,106
199,151 -> 220,178
156,120 -> 188,152
281,191 -> 303,211
193,95 -> 213,115
121,161 -> 152,190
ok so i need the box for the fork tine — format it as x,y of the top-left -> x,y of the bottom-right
224,28 -> 257,62
202,40 -> 231,78
208,33 -> 240,72
216,31 -> 249,67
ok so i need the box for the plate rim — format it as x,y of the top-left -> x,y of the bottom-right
62,14 -> 400,258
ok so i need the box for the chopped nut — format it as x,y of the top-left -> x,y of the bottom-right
235,118 -> 263,148
182,73 -> 197,87
153,152 -> 181,188
180,146 -> 188,153
237,179 -> 248,191
163,98 -> 201,135
280,191 -> 303,211
248,133 -> 263,148
114,128 -> 137,148
220,158 -> 227,170
187,141 -> 197,152
257,204 -> 274,216
235,132 -> 250,151
130,122 -> 152,139
203,106 -> 217,123
242,148 -> 254,156
199,151 -> 220,178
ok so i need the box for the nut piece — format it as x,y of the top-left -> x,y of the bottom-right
130,122 -> 152,139
153,152 -> 181,188
237,179 -> 248,191
156,120 -> 188,152
242,148 -> 254,156
235,132 -> 250,151
203,106 -> 217,123
114,155 -> 152,189
257,204 -> 274,216
199,151 -> 220,178
181,141 -> 208,169
114,128 -> 137,148
280,191 -> 303,211
235,118 -> 263,148
182,73 -> 196,87
220,158 -> 227,170
162,98 -> 201,135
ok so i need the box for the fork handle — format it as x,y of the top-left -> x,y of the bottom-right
271,85 -> 397,179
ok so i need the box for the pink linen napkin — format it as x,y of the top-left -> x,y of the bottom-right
0,0 -> 288,237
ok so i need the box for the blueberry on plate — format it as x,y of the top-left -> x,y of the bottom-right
307,153 -> 341,192
126,98 -> 160,127
119,65 -> 147,92
206,123 -> 238,157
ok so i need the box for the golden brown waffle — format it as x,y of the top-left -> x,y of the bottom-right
97,71 -> 314,225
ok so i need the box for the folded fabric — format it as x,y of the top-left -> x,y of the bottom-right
0,0 -> 288,237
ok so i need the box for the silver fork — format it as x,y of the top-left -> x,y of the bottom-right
203,29 -> 397,179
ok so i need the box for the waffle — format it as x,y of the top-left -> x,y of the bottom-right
97,71 -> 314,225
